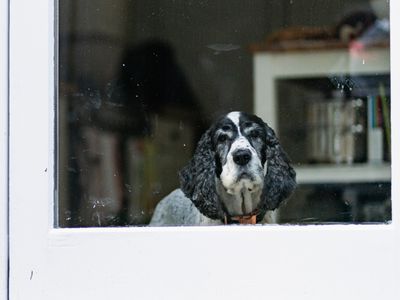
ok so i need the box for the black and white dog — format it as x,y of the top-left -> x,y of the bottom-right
150,111 -> 296,225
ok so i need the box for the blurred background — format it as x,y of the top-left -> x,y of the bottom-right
58,0 -> 390,227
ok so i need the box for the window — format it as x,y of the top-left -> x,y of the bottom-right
1,0 -> 9,298
7,1 -> 400,299
58,0 -> 391,227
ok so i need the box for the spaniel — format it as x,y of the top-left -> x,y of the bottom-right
150,111 -> 296,225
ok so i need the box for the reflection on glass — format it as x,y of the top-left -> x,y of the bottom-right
58,0 -> 391,227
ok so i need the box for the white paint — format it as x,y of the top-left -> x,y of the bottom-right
7,2 -> 400,300
0,0 -> 8,298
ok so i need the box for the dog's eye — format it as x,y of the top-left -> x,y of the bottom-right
218,134 -> 228,143
250,130 -> 260,138
243,121 -> 253,128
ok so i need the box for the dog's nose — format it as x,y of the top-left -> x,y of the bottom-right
232,149 -> 252,166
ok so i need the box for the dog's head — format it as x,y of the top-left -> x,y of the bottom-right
179,111 -> 296,223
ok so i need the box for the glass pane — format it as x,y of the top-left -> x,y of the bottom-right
57,0 -> 391,227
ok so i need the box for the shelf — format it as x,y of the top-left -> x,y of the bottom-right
254,48 -> 390,131
295,163 -> 391,184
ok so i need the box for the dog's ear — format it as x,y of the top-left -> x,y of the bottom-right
259,124 -> 296,216
179,128 -> 225,220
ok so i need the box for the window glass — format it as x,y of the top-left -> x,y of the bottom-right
58,0 -> 390,227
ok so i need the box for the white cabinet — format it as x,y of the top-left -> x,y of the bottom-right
254,48 -> 391,223
254,48 -> 390,184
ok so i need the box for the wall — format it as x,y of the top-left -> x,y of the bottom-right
126,0 -> 371,119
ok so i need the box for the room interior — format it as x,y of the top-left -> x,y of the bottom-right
57,0 -> 390,227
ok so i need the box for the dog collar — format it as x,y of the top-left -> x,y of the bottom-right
223,209 -> 260,225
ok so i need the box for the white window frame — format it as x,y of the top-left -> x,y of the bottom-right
6,1 -> 400,299
1,0 -> 9,299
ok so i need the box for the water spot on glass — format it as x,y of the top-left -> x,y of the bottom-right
67,167 -> 77,173
125,183 -> 132,193
90,96 -> 102,109
90,197 -> 111,209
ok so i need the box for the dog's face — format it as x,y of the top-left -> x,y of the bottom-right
212,112 -> 267,216
179,111 -> 296,223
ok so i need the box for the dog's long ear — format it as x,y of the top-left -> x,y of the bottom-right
179,128 -> 225,220
259,124 -> 296,216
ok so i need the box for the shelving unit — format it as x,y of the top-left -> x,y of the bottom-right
253,47 -> 391,223
254,47 -> 390,184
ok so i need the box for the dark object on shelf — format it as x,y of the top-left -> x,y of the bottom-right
335,10 -> 377,42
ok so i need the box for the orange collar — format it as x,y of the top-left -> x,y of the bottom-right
224,209 -> 260,225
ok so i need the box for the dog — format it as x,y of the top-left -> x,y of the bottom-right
150,111 -> 296,225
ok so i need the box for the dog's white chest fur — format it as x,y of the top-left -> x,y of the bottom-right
216,178 -> 262,216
